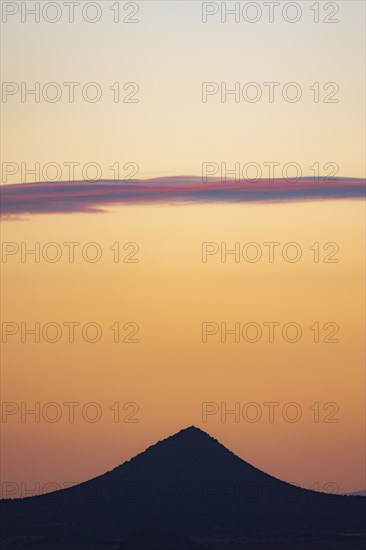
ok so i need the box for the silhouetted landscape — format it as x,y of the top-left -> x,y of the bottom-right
1,427 -> 365,549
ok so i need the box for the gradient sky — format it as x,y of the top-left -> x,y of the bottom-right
1,1 -> 365,497
1,1 -> 365,180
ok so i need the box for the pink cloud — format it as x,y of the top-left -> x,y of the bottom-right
1,177 -> 364,217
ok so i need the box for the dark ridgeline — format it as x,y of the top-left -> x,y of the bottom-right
1,426 -> 365,546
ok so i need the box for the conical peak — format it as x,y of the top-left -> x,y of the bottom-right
128,426 -> 222,464
176,426 -> 209,436
166,425 -> 220,445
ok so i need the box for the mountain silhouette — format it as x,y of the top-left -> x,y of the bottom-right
344,489 -> 366,497
1,426 -> 365,542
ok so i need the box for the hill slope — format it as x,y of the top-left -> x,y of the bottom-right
1,427 -> 365,538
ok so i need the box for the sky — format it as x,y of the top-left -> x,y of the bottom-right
1,0 -> 365,180
0,1 -> 365,497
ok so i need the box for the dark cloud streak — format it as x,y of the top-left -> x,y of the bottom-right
1,177 -> 364,217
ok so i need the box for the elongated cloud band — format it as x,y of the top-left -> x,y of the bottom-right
1,177 -> 364,217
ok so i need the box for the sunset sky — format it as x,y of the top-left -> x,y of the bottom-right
1,0 -> 365,497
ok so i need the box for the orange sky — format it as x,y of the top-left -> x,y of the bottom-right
1,199 -> 365,496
